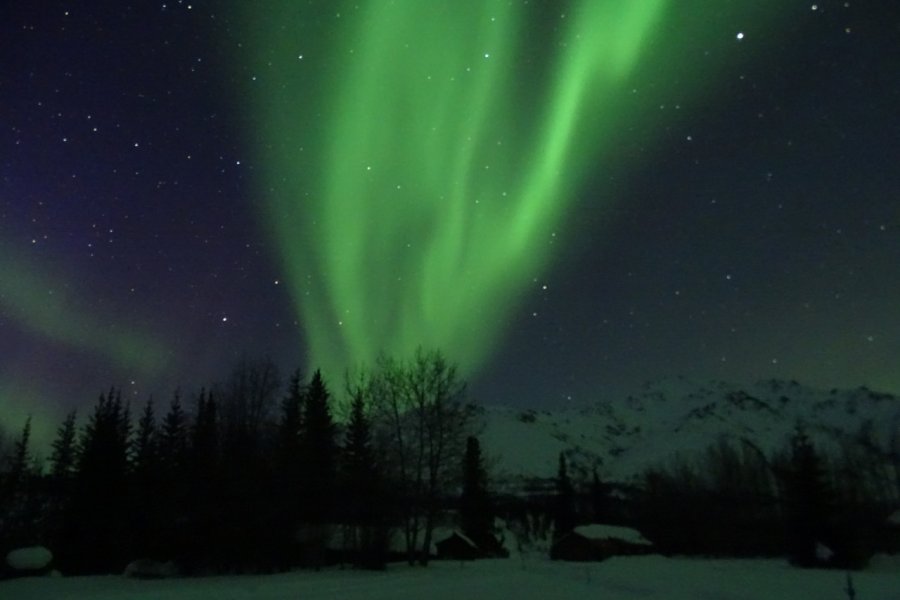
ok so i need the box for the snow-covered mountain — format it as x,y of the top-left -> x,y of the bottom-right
480,378 -> 900,487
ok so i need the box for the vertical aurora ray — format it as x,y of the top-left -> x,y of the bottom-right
243,1 -> 782,379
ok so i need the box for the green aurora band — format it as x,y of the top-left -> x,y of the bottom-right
0,247 -> 171,448
0,249 -> 169,375
244,1 -> 783,380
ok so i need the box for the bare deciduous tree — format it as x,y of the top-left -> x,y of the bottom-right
369,348 -> 474,565
221,357 -> 281,442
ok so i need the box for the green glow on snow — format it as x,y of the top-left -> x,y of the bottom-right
243,1 -> 782,378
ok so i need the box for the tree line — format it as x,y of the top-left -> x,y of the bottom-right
479,427 -> 898,570
628,425 -> 898,569
3,359 -> 898,575
0,349 -> 501,575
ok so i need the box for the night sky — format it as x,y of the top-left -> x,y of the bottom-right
2,1 -> 898,446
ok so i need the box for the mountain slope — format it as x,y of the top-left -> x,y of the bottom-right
480,378 -> 900,486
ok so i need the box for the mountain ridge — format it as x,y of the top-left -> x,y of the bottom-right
479,377 -> 900,487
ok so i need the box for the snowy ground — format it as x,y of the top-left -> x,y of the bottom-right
3,555 -> 899,600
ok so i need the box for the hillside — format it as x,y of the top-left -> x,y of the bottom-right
480,378 -> 900,486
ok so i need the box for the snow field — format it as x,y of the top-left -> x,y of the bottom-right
3,555 -> 899,600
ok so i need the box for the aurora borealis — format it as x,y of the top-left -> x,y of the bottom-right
248,0 -> 678,379
245,0 -> 798,381
2,1 -> 900,447
0,245 -> 168,375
